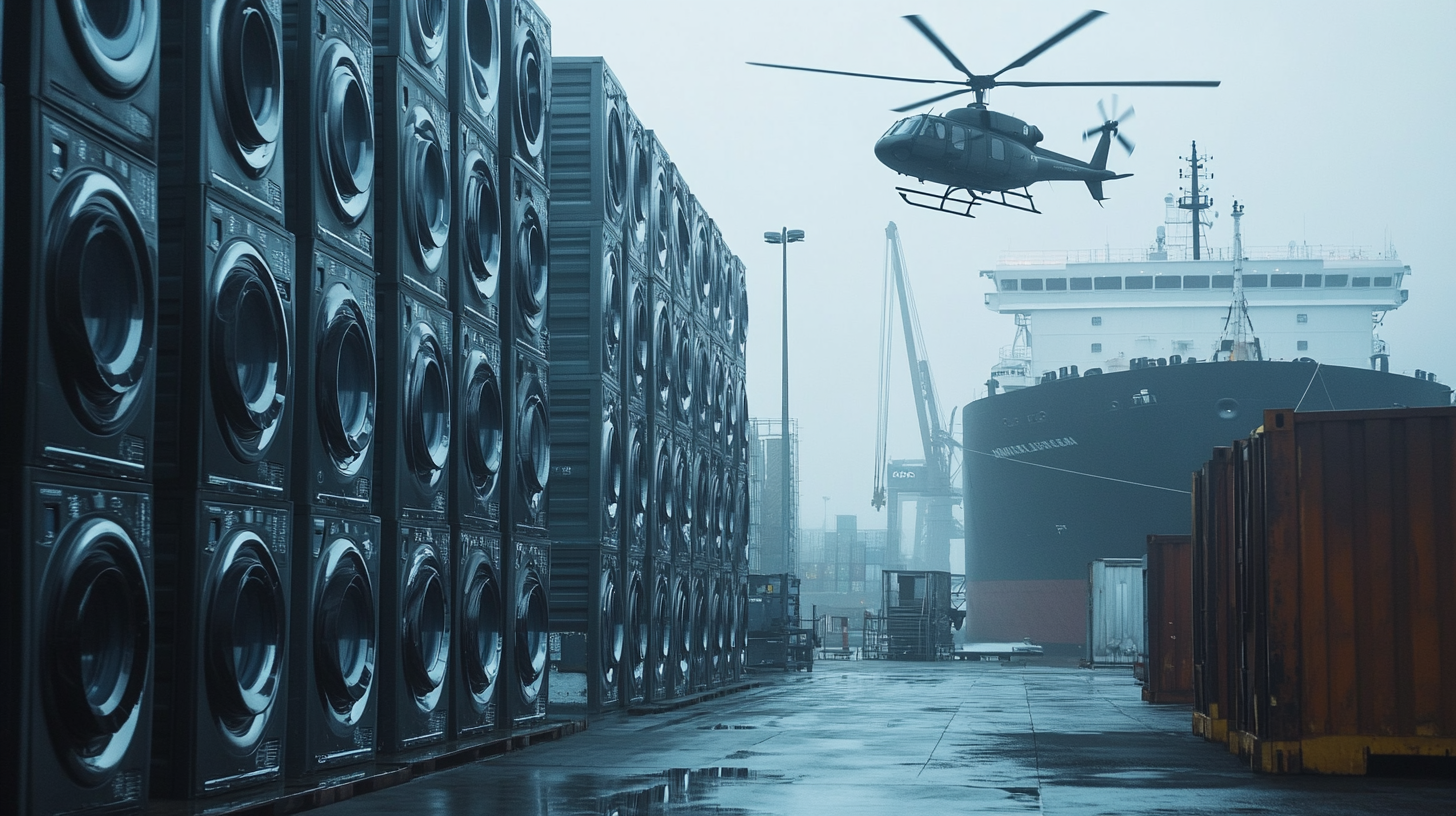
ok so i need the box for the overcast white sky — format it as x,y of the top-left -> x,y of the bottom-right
546,0 -> 1456,531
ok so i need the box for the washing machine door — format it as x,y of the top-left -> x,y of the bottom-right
317,37 -> 374,224
516,370 -> 550,517
653,303 -> 673,414
512,21 -> 545,159
58,0 -> 159,96
402,105 -> 450,271
400,546 -> 450,708
212,0 -> 284,173
461,0 -> 500,117
404,321 -> 451,485
654,440 -> 674,547
514,200 -> 547,336
404,0 -> 447,66
211,240 -> 290,461
672,580 -> 691,683
601,249 -> 622,372
625,428 -> 647,542
652,575 -> 670,686
317,283 -> 376,476
601,411 -> 621,528
625,571 -> 646,694
48,171 -> 156,435
515,567 -> 548,705
461,147 -> 501,303
205,528 -> 285,749
42,515 -> 152,784
313,539 -> 376,725
462,349 -> 503,503
460,553 -> 502,707
598,569 -> 623,689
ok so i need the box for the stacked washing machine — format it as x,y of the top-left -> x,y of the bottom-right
1,2 -> 161,812
280,0 -> 385,781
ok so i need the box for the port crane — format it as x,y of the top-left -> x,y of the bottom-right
871,222 -> 962,572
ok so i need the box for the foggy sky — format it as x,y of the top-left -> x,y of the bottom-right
545,0 -> 1456,531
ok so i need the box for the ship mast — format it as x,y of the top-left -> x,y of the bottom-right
1177,141 -> 1213,260
1219,201 -> 1261,361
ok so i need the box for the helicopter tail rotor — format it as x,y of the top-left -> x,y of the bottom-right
1082,96 -> 1136,155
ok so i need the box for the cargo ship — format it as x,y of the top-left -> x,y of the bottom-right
960,162 -> 1452,647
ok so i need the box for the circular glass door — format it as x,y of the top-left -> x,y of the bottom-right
652,575 -> 670,686
42,515 -> 152,784
48,171 -> 156,435
211,241 -> 290,461
460,553 -> 502,708
215,0 -> 283,173
515,201 -> 547,335
651,166 -> 669,273
513,26 -> 545,158
517,370 -> 550,519
205,529 -> 284,749
626,571 -> 646,695
463,349 -> 503,503
629,284 -> 648,398
601,411 -> 622,528
605,105 -> 626,217
655,440 -> 674,547
316,284 -> 376,476
653,304 -> 673,413
313,539 -> 376,725
602,251 -> 622,372
401,546 -> 449,709
630,138 -> 649,247
462,148 -> 501,303
516,568 -> 548,705
59,0 -> 158,96
403,105 -> 450,271
406,0 -> 446,66
672,580 -> 691,685
598,570 -> 623,688
404,321 -> 451,486
318,39 -> 374,224
626,428 -> 647,541
463,0 -> 500,116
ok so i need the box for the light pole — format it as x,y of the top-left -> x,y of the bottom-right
764,227 -> 804,574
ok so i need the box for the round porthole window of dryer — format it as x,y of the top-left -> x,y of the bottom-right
320,40 -> 374,223
464,351 -> 503,502
317,287 -> 376,476
206,530 -> 285,749
463,149 -> 501,304
404,321 -> 451,485
515,203 -> 548,335
217,0 -> 283,173
211,242 -> 290,461
404,107 -> 451,271
599,570 -> 624,687
401,547 -> 450,709
313,539 -> 377,726
407,0 -> 447,67
514,27 -> 545,158
60,0 -> 159,96
463,0 -> 500,115
516,569 -> 549,704
461,554 -> 503,707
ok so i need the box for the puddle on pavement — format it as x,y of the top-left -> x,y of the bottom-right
598,767 -> 766,816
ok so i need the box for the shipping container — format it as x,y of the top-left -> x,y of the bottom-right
1230,406 -> 1456,775
1143,534 -> 1195,704
1192,447 -> 1238,745
1086,558 -> 1146,667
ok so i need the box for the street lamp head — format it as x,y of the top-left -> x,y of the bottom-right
763,232 -> 783,244
786,229 -> 806,242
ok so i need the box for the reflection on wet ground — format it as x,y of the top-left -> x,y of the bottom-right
315,663 -> 1456,816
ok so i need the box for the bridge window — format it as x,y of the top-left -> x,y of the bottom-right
991,138 -> 1005,160
1000,278 -> 1018,291
1091,316 -> 1102,326
1155,276 -> 1182,289
1244,274 -> 1268,287
1271,274 -> 1302,287
1298,340 -> 1309,351
1212,275 -> 1234,289
1324,274 -> 1348,286
1374,276 -> 1393,287
1183,275 -> 1210,289
1070,277 -> 1093,290
1045,278 -> 1067,291
1352,277 -> 1371,287
1125,276 -> 1153,289
1091,343 -> 1102,353
1304,274 -> 1323,287
1093,276 -> 1121,290
1297,313 -> 1308,324
1020,278 -> 1043,291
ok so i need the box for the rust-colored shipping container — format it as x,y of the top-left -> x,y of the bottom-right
1192,447 -> 1238,744
1143,534 -> 1194,704
1233,406 -> 1456,774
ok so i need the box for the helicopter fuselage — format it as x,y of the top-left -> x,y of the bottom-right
874,108 -> 1125,194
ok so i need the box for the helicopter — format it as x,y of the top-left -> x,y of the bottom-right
749,11 -> 1219,217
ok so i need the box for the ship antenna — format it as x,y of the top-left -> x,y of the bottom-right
1177,141 -> 1213,260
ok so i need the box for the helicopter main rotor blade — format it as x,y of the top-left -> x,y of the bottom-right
745,61 -> 959,86
998,79 -> 1221,87
893,87 -> 974,113
1117,132 -> 1136,155
903,15 -> 976,80
1096,98 -> 1108,121
993,10 -> 1106,78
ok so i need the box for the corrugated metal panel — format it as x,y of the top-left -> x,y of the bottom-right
1144,535 -> 1194,704
1086,558 -> 1146,667
1192,446 -> 1238,744
1232,406 -> 1456,774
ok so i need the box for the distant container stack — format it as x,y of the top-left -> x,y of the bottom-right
1191,406 -> 1456,775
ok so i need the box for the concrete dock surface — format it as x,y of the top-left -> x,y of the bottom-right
316,661 -> 1456,815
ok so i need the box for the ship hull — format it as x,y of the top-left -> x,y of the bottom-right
963,360 -> 1450,646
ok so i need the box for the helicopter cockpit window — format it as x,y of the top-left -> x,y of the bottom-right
950,126 -> 967,151
894,118 -> 920,136
931,121 -> 947,141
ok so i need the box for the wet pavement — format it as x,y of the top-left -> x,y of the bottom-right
314,661 -> 1456,815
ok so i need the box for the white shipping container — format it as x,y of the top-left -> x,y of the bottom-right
1086,558 -> 1146,666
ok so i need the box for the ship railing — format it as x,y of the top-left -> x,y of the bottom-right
997,244 -> 1397,266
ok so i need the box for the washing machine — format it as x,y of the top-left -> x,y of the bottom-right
8,0 -> 160,158
670,571 -> 692,698
286,508 -> 380,778
508,535 -> 550,725
450,0 -> 500,138
505,161 -> 549,356
160,0 -> 288,221
453,115 -> 501,326
374,58 -> 451,303
624,273 -> 649,408
152,494 -> 290,797
622,413 -> 649,554
6,469 -> 154,814
453,315 -> 503,528
378,521 -> 451,751
545,377 -> 621,550
374,287 -> 453,520
156,191 -> 294,497
283,0 -> 375,264
451,524 -> 502,739
651,430 -> 675,564
669,168 -> 693,303
623,555 -> 647,705
691,569 -> 710,692
622,104 -> 650,269
547,547 -> 621,714
372,0 -> 449,97
546,57 -> 626,226
646,133 -> 670,282
503,0 -> 550,182
647,562 -> 671,702
512,347 -> 551,536
4,104 -> 157,481
292,248 -> 377,510
546,220 -> 623,380
651,289 -> 674,420
673,315 -> 693,430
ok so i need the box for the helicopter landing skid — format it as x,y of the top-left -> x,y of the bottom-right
896,185 -> 1042,218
